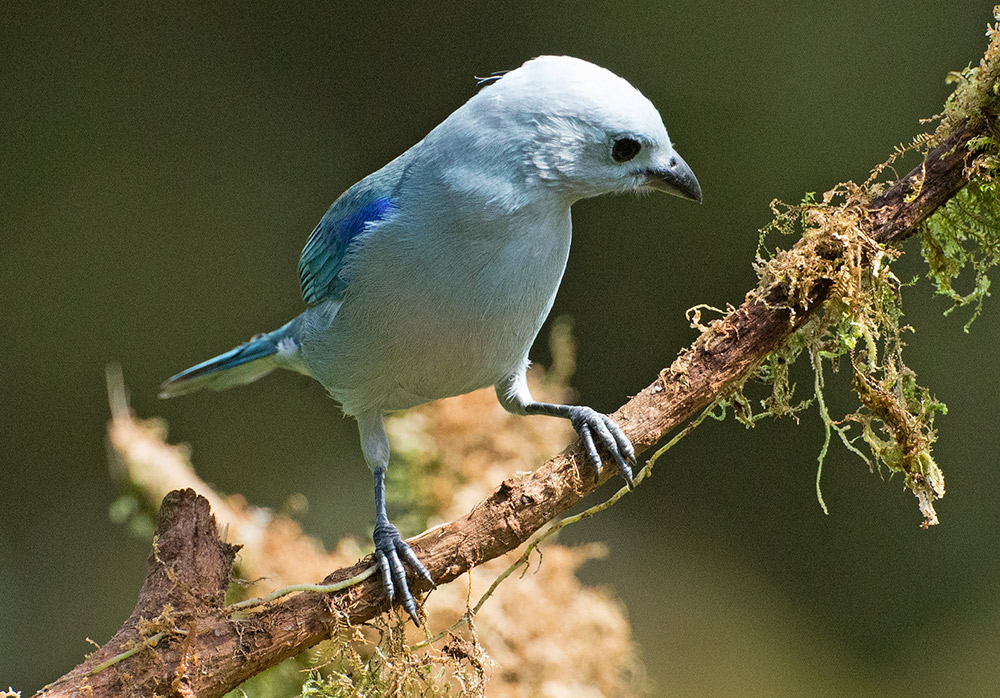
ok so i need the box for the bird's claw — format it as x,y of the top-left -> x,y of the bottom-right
568,406 -> 636,489
373,520 -> 434,625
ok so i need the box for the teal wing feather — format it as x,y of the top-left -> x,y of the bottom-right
298,185 -> 396,306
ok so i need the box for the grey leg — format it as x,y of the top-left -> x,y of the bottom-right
495,366 -> 636,488
358,413 -> 434,625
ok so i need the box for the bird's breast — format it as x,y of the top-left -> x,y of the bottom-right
303,207 -> 573,414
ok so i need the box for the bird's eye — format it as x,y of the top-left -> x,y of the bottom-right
612,137 -> 642,163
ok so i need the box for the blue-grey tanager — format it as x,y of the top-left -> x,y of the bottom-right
161,55 -> 701,624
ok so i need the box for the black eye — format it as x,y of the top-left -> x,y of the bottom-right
612,137 -> 641,163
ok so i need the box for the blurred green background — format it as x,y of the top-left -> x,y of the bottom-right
3,1 -> 999,695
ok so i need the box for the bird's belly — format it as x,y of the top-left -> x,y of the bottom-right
321,298 -> 546,411
302,265 -> 562,414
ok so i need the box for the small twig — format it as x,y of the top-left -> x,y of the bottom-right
225,568 -> 377,613
87,630 -> 186,676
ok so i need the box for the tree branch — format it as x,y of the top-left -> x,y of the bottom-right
35,76 -> 992,698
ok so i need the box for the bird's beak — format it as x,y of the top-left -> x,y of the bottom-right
643,151 -> 702,203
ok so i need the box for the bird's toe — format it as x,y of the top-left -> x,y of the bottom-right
373,522 -> 430,625
570,407 -> 636,488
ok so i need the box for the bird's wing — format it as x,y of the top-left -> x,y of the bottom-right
298,184 -> 396,306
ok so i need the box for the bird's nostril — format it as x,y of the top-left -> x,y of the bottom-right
669,156 -> 678,168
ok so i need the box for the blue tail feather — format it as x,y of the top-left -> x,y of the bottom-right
159,318 -> 303,398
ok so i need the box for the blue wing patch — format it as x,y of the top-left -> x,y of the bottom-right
298,192 -> 394,306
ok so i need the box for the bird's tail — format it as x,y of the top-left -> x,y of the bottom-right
159,317 -> 305,398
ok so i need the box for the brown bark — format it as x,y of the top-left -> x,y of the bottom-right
35,122 -> 976,697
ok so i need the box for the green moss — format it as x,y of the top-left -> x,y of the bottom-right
749,179 -> 947,522
917,9 -> 1000,329
732,10 -> 1000,526
922,179 -> 1000,330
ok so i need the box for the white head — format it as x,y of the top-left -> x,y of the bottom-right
424,55 -> 701,207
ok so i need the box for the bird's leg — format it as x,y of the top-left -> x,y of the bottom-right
372,467 -> 434,624
495,368 -> 636,488
359,413 -> 434,625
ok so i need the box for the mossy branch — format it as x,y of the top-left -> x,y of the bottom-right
34,13 -> 1000,698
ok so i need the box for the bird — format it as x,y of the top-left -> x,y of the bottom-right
160,55 -> 702,625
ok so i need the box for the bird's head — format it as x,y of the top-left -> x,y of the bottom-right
450,55 -> 702,206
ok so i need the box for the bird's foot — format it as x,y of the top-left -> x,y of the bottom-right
373,519 -> 434,625
567,406 -> 636,489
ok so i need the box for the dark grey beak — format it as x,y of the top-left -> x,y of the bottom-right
644,151 -> 702,202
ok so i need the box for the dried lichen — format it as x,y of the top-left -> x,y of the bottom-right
940,13 -> 1000,138
299,620 -> 489,698
742,177 -> 945,523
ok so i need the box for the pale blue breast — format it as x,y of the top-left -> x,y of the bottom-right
301,200 -> 573,417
